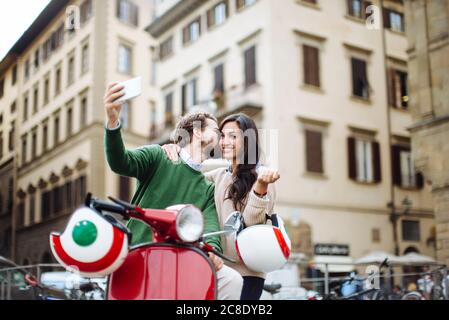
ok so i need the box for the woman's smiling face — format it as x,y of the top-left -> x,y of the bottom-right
220,121 -> 243,161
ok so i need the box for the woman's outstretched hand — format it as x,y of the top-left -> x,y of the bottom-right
162,144 -> 181,161
253,167 -> 280,196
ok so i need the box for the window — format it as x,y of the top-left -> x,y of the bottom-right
391,145 -> 424,189
80,0 -> 93,25
29,193 -> 36,224
52,185 -> 63,215
117,0 -> 139,26
31,129 -> 37,160
12,65 -> 17,85
44,75 -> 50,105
81,42 -> 89,74
23,94 -> 29,122
67,106 -> 73,137
21,135 -> 27,165
164,92 -> 174,126
183,18 -> 201,45
54,113 -> 60,145
347,136 -> 381,183
55,65 -> 62,96
0,132 -> 3,159
41,190 -> 51,220
10,101 -> 16,114
0,78 -> 4,98
303,45 -> 320,87
119,176 -> 131,202
34,49 -> 40,71
8,121 -> 15,152
64,181 -> 74,212
182,78 -> 198,112
213,63 -> 225,95
388,69 -> 408,109
351,57 -> 370,99
150,101 -> 157,139
80,95 -> 88,128
207,1 -> 228,29
75,175 -> 87,206
67,54 -> 75,86
33,84 -> 39,114
159,37 -> 173,60
305,130 -> 323,174
236,0 -> 257,10
244,45 -> 257,88
118,44 -> 132,74
42,121 -> 48,152
24,59 -> 30,81
347,0 -> 372,19
384,9 -> 405,33
120,101 -> 130,129
372,228 -> 381,243
402,220 -> 420,242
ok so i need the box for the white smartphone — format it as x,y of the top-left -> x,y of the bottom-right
114,76 -> 142,103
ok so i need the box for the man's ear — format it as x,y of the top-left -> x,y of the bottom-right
192,126 -> 202,140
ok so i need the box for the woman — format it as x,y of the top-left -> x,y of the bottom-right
162,113 -> 279,300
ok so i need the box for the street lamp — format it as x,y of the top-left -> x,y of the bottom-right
388,197 -> 413,256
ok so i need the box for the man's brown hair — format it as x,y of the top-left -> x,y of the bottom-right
172,111 -> 217,147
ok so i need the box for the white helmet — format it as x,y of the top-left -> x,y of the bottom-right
235,214 -> 291,273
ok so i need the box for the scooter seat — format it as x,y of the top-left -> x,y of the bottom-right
263,283 -> 282,293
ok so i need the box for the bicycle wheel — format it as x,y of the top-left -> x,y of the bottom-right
401,292 -> 424,300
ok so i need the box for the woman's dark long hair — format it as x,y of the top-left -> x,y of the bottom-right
220,114 -> 260,211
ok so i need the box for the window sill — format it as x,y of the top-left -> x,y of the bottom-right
386,28 -> 406,36
397,185 -> 420,191
117,18 -> 139,29
344,14 -> 366,25
350,179 -> 380,186
301,84 -> 324,94
390,105 -> 409,112
295,0 -> 321,11
303,172 -> 328,180
350,95 -> 372,105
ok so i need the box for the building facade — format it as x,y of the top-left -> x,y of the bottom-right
146,0 -> 436,268
405,0 -> 449,267
0,0 -> 157,263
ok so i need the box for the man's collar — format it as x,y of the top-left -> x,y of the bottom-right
179,148 -> 203,172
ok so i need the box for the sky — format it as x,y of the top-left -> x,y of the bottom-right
0,0 -> 52,60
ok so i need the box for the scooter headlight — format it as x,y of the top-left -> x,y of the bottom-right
176,206 -> 204,243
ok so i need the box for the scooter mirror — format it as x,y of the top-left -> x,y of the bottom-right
223,211 -> 243,233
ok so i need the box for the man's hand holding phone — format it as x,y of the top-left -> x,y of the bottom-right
104,77 -> 142,129
104,82 -> 125,129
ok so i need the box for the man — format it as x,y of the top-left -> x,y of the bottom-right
103,83 -> 242,300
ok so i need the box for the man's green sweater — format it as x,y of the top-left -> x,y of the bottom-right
104,126 -> 222,253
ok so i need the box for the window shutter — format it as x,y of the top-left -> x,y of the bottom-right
225,0 -> 229,17
207,8 -> 213,28
132,4 -> 139,26
303,45 -> 320,87
391,145 -> 402,186
306,130 -> 323,173
236,0 -> 245,10
181,84 -> 186,114
348,137 -> 357,180
383,8 -> 391,29
372,141 -> 382,183
245,46 -> 256,87
416,172 -> 424,189
116,0 -> 121,18
182,26 -> 189,45
347,0 -> 354,16
119,176 -> 131,202
388,68 -> 397,107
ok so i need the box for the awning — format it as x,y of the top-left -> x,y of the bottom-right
354,250 -> 402,265
312,255 -> 355,273
396,252 -> 438,266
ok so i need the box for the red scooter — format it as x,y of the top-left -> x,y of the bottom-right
50,193 -> 240,300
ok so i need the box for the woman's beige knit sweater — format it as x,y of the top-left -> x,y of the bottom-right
205,167 -> 276,279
